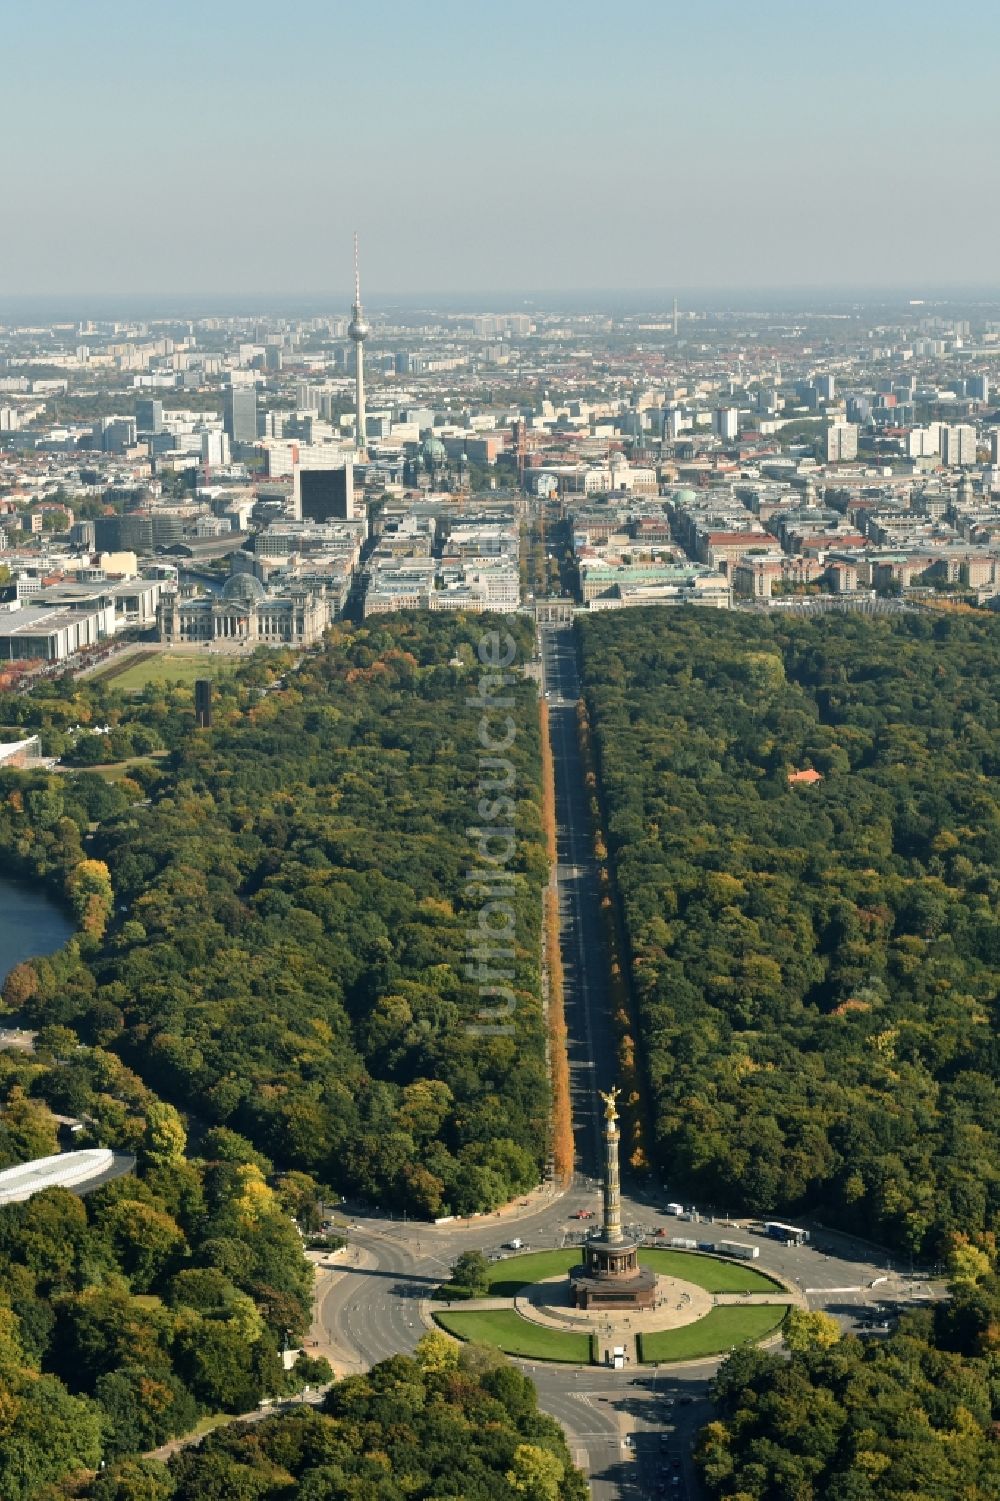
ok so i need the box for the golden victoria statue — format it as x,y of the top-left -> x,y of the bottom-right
599,1085 -> 620,1122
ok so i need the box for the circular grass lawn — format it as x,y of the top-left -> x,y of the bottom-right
434,1246 -> 790,1366
484,1246 -> 782,1299
433,1308 -> 592,1364
637,1304 -> 788,1363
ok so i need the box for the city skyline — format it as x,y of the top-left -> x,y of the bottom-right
5,0 -> 1000,297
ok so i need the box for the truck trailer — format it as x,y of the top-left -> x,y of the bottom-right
717,1239 -> 759,1260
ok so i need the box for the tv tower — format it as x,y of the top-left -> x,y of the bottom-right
348,232 -> 369,459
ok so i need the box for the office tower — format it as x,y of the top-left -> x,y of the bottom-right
71,520 -> 96,549
672,297 -> 679,336
940,424 -> 977,467
194,680 -> 213,729
224,384 -> 258,443
348,232 -> 369,458
135,397 -> 165,434
201,430 -> 230,467
299,464 -> 355,521
968,375 -> 990,402
714,407 -> 739,442
93,515 -> 124,551
151,514 -> 185,547
991,430 -> 1000,466
119,514 -> 155,551
97,416 -> 138,453
825,422 -> 859,462
813,374 -> 835,401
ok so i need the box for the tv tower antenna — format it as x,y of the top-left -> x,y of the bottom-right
348,231 -> 369,459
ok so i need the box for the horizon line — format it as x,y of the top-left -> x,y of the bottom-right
5,284 -> 1000,302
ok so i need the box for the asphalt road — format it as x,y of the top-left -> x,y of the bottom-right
542,623 -> 619,1177
312,626 -> 942,1500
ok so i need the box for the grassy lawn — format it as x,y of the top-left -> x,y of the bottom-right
484,1249 -> 580,1296
638,1305 -> 788,1364
639,1248 -> 781,1293
483,1247 -> 781,1298
73,749 -> 168,782
433,1309 -> 592,1364
96,651 -> 241,693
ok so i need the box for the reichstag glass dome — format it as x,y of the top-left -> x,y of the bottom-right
222,572 -> 267,603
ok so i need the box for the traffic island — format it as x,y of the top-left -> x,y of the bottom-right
433,1308 -> 593,1364
430,1247 -> 796,1367
637,1305 -> 789,1363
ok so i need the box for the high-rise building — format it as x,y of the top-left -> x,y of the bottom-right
825,422 -> 859,462
201,430 -> 231,468
348,233 -> 369,459
97,416 -> 138,453
991,430 -> 1000,466
70,520 -> 96,549
299,464 -> 355,522
714,407 -> 739,442
224,385 -> 257,444
135,397 -> 165,434
940,424 -> 977,467
968,375 -> 990,402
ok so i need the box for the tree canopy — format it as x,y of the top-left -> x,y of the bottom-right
88,1340 -> 588,1500
1,616 -> 548,1219
698,1247 -> 1000,1500
577,607 -> 1000,1254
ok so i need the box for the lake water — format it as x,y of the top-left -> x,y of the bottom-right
0,876 -> 74,985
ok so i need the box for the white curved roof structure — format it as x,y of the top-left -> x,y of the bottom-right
0,1149 -> 115,1205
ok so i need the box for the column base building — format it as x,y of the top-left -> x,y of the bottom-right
569,1086 -> 657,1311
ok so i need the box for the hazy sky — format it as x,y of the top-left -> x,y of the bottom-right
4,0 -> 999,298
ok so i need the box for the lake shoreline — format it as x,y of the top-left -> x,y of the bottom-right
0,875 -> 75,989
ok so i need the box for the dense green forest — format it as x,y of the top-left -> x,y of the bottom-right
85,1336 -> 588,1500
697,1245 -> 1000,1500
0,1033 -> 326,1496
577,608 -> 1000,1254
1,616 -> 548,1218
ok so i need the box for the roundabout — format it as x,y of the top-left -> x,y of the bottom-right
432,1246 -> 792,1366
433,1093 -> 793,1367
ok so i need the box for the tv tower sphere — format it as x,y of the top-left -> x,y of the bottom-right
349,232 -> 369,341
350,233 -> 369,458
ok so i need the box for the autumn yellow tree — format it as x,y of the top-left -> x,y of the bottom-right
65,857 -> 113,939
